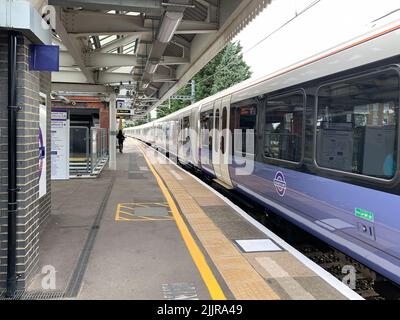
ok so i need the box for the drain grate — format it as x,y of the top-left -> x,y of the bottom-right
0,290 -> 65,300
162,282 -> 198,300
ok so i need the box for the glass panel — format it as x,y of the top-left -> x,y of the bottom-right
182,116 -> 191,156
70,126 -> 90,174
214,108 -> 220,152
230,100 -> 257,157
316,70 -> 399,179
200,109 -> 213,148
91,128 -> 98,170
264,92 -> 304,162
222,107 -> 227,130
70,127 -> 88,160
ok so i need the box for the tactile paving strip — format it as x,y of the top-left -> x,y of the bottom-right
154,164 -> 280,300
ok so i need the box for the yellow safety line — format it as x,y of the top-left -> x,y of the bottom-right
137,143 -> 226,300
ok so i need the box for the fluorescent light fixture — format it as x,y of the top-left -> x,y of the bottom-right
157,11 -> 183,43
147,61 -> 159,74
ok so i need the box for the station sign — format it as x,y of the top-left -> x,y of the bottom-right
117,109 -> 134,115
116,100 -> 126,109
30,45 -> 59,71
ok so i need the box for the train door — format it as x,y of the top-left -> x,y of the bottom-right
190,108 -> 199,166
178,114 -> 191,164
169,118 -> 179,162
212,99 -> 223,180
178,117 -> 183,161
164,122 -> 170,156
199,103 -> 214,175
212,96 -> 233,187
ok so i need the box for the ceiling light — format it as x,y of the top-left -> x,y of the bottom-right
157,11 -> 183,43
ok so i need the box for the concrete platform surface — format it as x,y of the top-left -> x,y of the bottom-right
26,138 -> 360,300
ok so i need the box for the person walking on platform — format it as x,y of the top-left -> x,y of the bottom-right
117,129 -> 126,153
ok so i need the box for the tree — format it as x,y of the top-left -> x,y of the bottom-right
211,42 -> 251,95
133,119 -> 148,126
156,41 -> 251,119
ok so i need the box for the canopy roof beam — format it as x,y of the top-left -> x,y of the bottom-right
49,0 -> 162,14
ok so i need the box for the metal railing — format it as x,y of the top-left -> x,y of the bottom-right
69,126 -> 109,177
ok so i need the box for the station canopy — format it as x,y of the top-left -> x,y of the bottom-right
50,0 -> 270,118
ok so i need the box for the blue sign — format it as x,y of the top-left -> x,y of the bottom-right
29,45 -> 59,71
273,171 -> 287,197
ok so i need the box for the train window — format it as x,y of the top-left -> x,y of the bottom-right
316,69 -> 399,180
222,108 -> 227,130
200,108 -> 213,149
264,92 -> 304,163
182,116 -> 190,130
214,109 -> 220,153
230,99 -> 257,157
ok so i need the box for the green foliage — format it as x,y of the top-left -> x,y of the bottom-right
211,42 -> 251,95
133,119 -> 148,126
156,41 -> 251,119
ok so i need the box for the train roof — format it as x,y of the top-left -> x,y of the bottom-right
131,18 -> 400,130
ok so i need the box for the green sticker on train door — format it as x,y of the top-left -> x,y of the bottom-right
355,208 -> 374,222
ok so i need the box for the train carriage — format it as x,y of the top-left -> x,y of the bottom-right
126,20 -> 400,286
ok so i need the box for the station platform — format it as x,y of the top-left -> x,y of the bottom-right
27,138 -> 361,300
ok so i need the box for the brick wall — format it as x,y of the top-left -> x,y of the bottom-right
51,98 -> 109,130
0,32 -> 52,291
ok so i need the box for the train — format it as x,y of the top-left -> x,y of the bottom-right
126,20 -> 400,286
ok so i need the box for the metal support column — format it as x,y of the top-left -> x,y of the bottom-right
108,93 -> 117,170
7,31 -> 19,297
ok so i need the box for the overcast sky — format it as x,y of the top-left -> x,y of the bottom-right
151,0 -> 400,117
235,0 -> 400,79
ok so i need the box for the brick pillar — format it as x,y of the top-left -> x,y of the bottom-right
0,32 -> 52,291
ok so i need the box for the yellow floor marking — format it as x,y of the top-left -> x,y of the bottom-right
141,145 -> 280,300
137,143 -> 226,300
117,217 -> 131,221
115,202 -> 174,222
153,203 -> 169,207
119,210 -> 136,217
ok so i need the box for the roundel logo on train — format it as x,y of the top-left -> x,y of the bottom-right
273,171 -> 287,197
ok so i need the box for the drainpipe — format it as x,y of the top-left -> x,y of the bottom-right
6,31 -> 20,297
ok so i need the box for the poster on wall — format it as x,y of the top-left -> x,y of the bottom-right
51,110 -> 70,180
39,93 -> 47,198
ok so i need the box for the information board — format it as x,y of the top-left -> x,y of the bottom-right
51,110 -> 70,180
